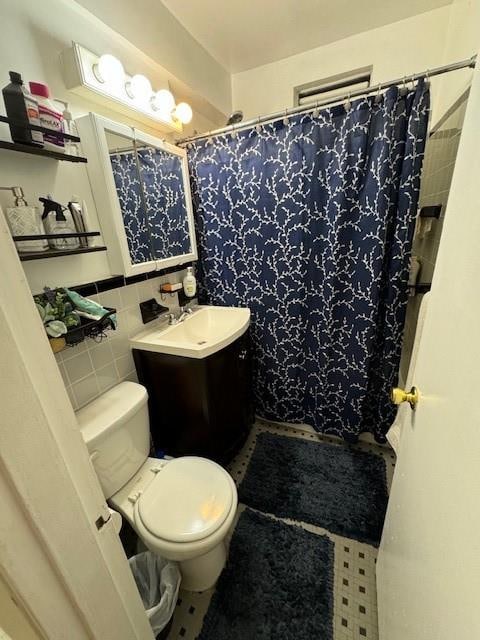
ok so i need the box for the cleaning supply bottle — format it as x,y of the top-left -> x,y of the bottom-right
2,72 -> 43,146
68,195 -> 89,247
183,266 -> 197,298
56,100 -> 79,156
0,186 -> 48,252
40,195 -> 79,250
29,82 -> 64,152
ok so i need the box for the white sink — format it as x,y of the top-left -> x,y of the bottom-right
130,305 -> 250,359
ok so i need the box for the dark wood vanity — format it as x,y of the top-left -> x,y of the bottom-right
132,331 -> 253,465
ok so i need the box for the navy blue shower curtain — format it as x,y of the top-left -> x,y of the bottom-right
187,82 -> 429,442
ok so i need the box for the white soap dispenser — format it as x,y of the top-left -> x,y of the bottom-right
0,186 -> 48,253
183,266 -> 197,298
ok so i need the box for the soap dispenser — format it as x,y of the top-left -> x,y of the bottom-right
0,186 -> 48,253
40,195 -> 80,250
56,100 -> 80,156
183,266 -> 197,298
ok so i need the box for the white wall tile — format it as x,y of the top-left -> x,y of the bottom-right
98,288 -> 122,310
120,283 -> 139,309
65,384 -> 78,411
115,352 -> 136,378
72,373 -> 100,408
110,335 -> 131,359
136,280 -> 153,304
96,362 -> 119,393
63,351 -> 94,384
89,341 -> 115,370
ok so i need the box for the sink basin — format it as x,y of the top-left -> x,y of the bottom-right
130,305 -> 250,359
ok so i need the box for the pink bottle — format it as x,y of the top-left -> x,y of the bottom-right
29,82 -> 64,152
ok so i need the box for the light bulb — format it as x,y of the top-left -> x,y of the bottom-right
93,54 -> 124,85
126,74 -> 152,101
174,102 -> 193,124
151,89 -> 175,113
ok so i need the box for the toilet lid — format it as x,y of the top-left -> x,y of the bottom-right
137,457 -> 233,543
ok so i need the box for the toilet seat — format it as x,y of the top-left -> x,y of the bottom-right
134,457 -> 234,543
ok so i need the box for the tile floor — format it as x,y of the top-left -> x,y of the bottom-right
167,421 -> 395,640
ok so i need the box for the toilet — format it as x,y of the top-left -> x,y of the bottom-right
76,381 -> 238,592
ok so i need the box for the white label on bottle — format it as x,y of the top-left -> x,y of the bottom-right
37,104 -> 64,148
25,97 -> 43,143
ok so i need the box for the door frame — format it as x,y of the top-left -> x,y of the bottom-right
0,215 -> 154,639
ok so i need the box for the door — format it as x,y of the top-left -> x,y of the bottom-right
376,61 -> 480,637
0,213 -> 154,639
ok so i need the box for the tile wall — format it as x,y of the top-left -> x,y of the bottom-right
54,269 -> 188,410
399,91 -> 469,382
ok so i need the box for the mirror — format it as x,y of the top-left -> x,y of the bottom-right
106,131 -> 193,265
136,144 -> 192,260
106,131 -> 152,266
77,113 -> 197,277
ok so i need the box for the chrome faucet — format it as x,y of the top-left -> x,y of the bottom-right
167,306 -> 194,325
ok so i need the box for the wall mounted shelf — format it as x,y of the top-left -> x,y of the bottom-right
0,114 -> 88,162
0,140 -> 87,162
13,231 -> 100,241
419,205 -> 442,218
19,246 -> 107,261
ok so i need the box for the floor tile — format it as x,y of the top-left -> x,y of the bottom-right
167,421 -> 394,639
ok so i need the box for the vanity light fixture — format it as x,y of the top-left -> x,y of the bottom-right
173,102 -> 193,124
93,54 -> 125,85
151,89 -> 175,113
61,43 -> 193,133
125,74 -> 152,101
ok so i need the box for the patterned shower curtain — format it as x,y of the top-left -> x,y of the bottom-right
187,82 -> 429,442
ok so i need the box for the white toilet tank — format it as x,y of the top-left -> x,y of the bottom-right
76,381 -> 150,499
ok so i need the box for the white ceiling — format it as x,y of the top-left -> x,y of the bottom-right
161,0 -> 452,73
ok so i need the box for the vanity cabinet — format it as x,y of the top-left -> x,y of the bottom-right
132,331 -> 253,464
76,113 -> 197,277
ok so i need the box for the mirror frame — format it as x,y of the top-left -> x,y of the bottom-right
77,113 -> 198,277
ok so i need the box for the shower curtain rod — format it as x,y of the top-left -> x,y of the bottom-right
178,55 -> 476,145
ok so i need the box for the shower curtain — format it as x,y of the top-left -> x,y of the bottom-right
187,82 -> 429,442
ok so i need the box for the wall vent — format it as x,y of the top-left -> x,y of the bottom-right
294,66 -> 372,106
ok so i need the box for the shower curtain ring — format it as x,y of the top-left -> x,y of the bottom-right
283,108 -> 289,126
231,124 -> 237,139
375,84 -> 382,104
345,92 -> 352,111
313,101 -> 320,118
255,117 -> 262,133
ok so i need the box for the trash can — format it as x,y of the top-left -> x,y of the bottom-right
129,551 -> 181,639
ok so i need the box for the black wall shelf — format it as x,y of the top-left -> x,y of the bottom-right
419,205 -> 442,219
0,140 -> 87,163
0,114 -> 87,162
0,115 -> 81,141
19,246 -> 107,261
13,231 -> 100,241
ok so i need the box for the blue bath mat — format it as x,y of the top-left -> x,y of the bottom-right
239,432 -> 388,546
198,508 -> 334,640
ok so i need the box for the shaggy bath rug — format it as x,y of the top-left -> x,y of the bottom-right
198,508 -> 334,640
239,432 -> 388,546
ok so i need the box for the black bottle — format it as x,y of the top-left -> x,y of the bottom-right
2,71 -> 43,146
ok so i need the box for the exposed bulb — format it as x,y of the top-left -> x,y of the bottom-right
151,89 -> 175,113
174,102 -> 193,124
93,54 -> 124,85
126,74 -> 152,101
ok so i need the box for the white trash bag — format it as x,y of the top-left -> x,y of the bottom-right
129,551 -> 181,635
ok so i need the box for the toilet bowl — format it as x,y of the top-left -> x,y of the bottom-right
76,381 -> 237,591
